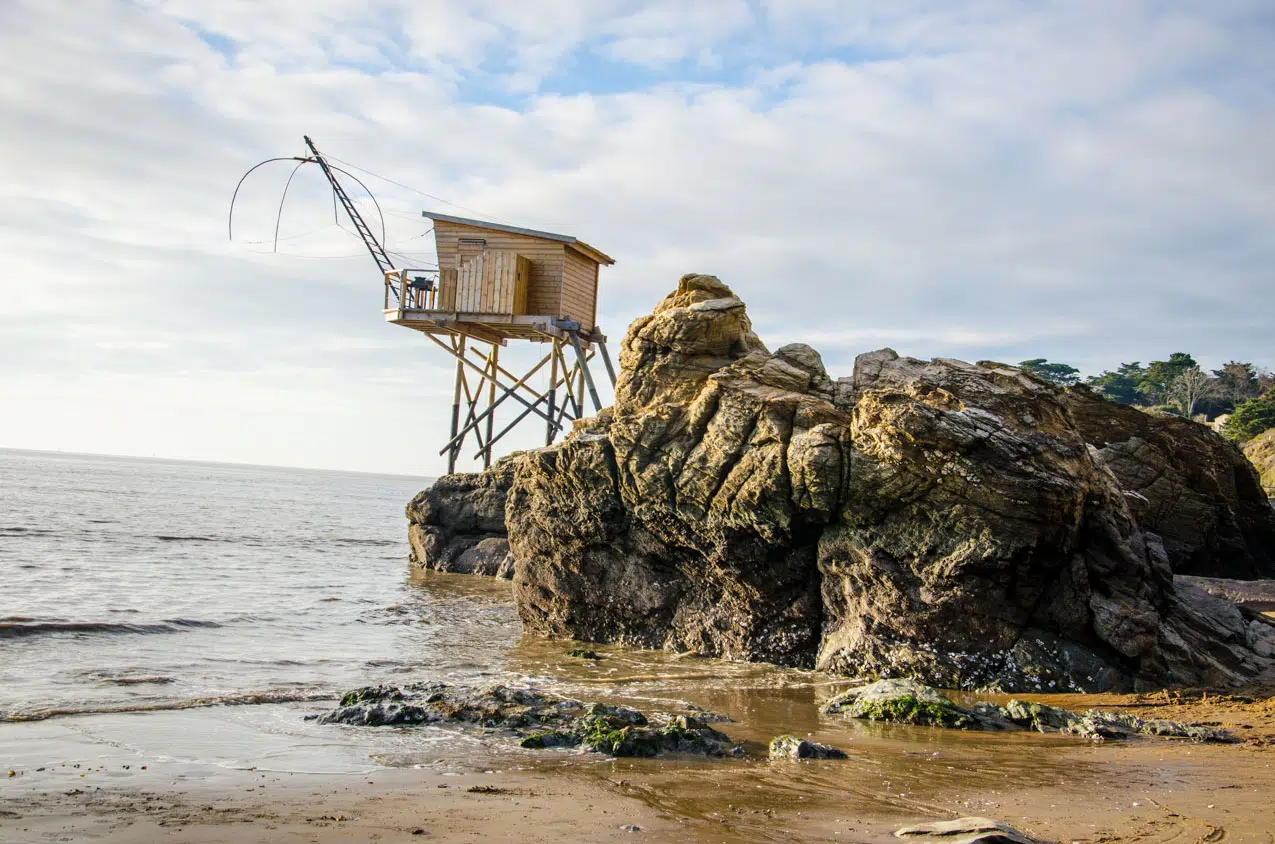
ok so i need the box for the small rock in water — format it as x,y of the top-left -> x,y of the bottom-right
894,816 -> 1037,843
768,735 -> 847,760
565,649 -> 603,660
619,824 -> 641,832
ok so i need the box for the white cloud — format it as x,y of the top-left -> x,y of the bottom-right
1,0 -> 1273,473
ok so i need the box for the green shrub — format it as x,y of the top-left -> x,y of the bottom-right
1222,394 -> 1275,442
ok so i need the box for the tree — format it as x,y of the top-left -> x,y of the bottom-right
1169,367 -> 1214,418
1019,358 -> 1081,387
1087,362 -> 1145,405
1211,361 -> 1260,406
1258,368 -> 1275,396
1222,392 -> 1275,442
1138,353 -> 1197,406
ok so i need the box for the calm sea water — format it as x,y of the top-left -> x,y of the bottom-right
0,448 -> 521,722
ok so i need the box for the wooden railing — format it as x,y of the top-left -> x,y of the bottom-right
384,269 -> 438,310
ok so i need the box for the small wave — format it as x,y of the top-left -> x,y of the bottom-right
0,526 -> 53,535
0,689 -> 336,723
154,535 -> 217,542
101,675 -> 178,685
330,538 -> 397,547
0,618 -> 223,639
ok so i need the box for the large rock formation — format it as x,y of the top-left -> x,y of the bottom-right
503,275 -> 1275,693
1061,389 -> 1275,579
406,456 -> 516,578
1243,428 -> 1275,501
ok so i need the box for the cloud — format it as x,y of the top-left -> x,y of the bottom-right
1,0 -> 1273,473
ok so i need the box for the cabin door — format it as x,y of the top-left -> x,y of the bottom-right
456,239 -> 486,312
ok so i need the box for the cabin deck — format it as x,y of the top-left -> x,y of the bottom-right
385,308 -> 596,345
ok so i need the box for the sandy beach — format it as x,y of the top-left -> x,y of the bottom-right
5,687 -> 1274,843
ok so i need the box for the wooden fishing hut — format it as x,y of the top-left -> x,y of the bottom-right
383,212 -> 618,472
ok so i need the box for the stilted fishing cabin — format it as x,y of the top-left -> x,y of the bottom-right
231,137 -> 619,473
383,212 -> 619,472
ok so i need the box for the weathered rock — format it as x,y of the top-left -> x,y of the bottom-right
1177,575 -> 1275,614
822,680 -> 982,729
406,456 -> 517,578
1062,388 -> 1275,579
768,734 -> 848,760
504,275 -> 1275,692
1243,428 -> 1275,500
820,680 -> 1234,742
316,683 -> 740,758
894,816 -> 1038,844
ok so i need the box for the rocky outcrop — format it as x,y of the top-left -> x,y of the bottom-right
505,274 -> 1275,693
1243,428 -> 1275,500
405,456 -> 515,578
315,683 -> 740,757
1177,575 -> 1275,615
1062,389 -> 1275,579
822,678 -> 1235,742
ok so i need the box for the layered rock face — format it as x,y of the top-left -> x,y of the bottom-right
504,274 -> 1275,692
1062,389 -> 1275,579
406,456 -> 515,578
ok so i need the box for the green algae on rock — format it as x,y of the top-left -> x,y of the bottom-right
822,679 -> 978,729
317,683 -> 741,758
822,679 -> 1236,743
565,648 -> 603,659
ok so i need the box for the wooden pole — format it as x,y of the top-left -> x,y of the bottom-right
596,336 -> 617,387
546,338 -> 559,446
483,343 -> 498,468
447,335 -> 466,474
570,331 -> 603,413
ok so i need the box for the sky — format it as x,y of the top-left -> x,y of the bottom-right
1,0 -> 1272,476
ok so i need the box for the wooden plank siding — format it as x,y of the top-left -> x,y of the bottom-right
453,250 -> 531,315
436,268 -> 457,310
434,220 -> 566,318
562,246 -> 599,330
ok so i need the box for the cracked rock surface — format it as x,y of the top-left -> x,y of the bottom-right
499,275 -> 1275,693
406,456 -> 516,578
408,275 -> 1275,693
1063,388 -> 1275,579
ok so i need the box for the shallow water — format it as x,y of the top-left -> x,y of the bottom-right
0,448 -> 519,721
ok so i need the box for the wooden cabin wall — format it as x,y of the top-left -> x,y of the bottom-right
562,247 -> 599,330
433,221 -> 565,316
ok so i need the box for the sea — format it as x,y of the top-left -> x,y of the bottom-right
0,447 -> 815,778
0,448 -> 522,724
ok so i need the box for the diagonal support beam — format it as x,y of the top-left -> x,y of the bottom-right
425,333 -> 560,431
569,330 -> 605,413
438,349 -> 555,456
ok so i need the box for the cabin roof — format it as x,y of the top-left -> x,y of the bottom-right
422,211 -> 616,267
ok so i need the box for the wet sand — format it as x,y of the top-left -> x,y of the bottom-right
4,687 -> 1274,843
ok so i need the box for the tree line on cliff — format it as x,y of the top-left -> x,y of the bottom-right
1019,355 -> 1275,442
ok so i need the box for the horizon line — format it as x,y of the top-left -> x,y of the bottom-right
0,445 -> 437,481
